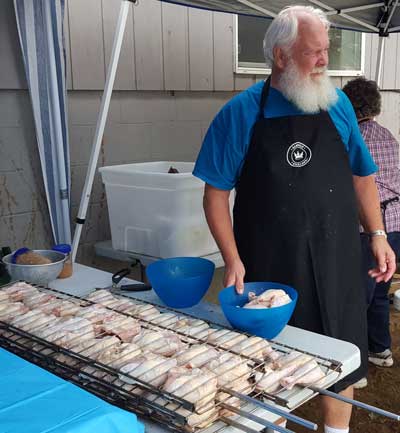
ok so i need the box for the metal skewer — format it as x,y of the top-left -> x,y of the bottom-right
219,403 -> 296,433
221,387 -> 318,430
308,385 -> 400,421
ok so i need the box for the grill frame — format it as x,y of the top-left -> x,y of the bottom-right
0,281 -> 343,433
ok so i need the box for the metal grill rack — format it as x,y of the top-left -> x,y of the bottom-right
0,282 -> 343,433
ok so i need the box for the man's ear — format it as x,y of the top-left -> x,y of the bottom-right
274,47 -> 287,69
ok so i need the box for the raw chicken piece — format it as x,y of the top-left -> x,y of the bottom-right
4,283 -> 39,301
178,406 -> 219,429
37,299 -> 67,315
86,289 -> 116,304
232,336 -> 280,361
23,292 -> 56,308
163,366 -> 218,411
244,289 -> 291,309
280,360 -> 326,390
0,291 -> 9,303
10,310 -> 57,332
97,342 -> 142,368
132,329 -> 184,356
101,298 -> 134,313
255,353 -> 312,393
203,352 -> 251,387
35,316 -> 95,347
49,300 -> 81,317
119,353 -> 177,387
173,318 -> 210,341
124,303 -> 161,321
207,329 -> 248,349
149,313 -> 180,328
176,344 -> 219,368
100,315 -> 141,342
76,304 -> 119,324
68,336 -> 121,359
146,395 -> 219,429
273,350 -> 304,369
0,302 -> 29,322
36,299 -> 81,317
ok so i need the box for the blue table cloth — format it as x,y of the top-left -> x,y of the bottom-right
0,348 -> 145,433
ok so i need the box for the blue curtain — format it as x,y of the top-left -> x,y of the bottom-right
14,0 -> 71,245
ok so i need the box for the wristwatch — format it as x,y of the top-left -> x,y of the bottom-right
369,229 -> 387,239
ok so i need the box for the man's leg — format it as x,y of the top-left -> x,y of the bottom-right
322,386 -> 353,429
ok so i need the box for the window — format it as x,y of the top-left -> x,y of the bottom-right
236,15 -> 364,76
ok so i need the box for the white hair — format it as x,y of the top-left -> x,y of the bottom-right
263,6 -> 331,67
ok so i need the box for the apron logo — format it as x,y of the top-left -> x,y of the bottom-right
286,142 -> 312,167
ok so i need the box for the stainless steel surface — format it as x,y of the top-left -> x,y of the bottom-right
2,250 -> 66,285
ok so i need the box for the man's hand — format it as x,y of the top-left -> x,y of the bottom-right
368,237 -> 396,283
224,258 -> 246,294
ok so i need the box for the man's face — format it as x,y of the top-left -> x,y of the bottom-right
289,18 -> 329,82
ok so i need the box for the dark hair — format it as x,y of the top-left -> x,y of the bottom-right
342,77 -> 381,119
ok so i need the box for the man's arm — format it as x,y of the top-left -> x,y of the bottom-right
353,175 -> 396,282
203,183 -> 245,293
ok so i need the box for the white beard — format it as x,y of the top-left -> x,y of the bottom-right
278,60 -> 338,113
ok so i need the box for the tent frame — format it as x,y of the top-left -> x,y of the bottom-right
71,0 -> 399,262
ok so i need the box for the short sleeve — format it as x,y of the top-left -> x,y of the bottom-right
193,84 -> 262,189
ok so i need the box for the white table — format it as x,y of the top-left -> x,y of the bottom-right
49,263 -> 361,433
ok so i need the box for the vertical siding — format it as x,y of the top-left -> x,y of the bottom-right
188,8 -> 214,90
162,2 -> 189,91
102,0 -> 136,90
134,0 -> 164,90
381,34 -> 398,89
213,12 -> 235,91
68,0 -> 105,89
0,0 -> 26,89
2,0 -> 400,92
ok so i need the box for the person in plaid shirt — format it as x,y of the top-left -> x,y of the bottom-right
343,77 -> 400,387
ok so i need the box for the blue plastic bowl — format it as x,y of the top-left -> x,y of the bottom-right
146,257 -> 215,308
218,282 -> 298,339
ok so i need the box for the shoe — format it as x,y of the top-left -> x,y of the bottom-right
353,377 -> 368,389
368,349 -> 394,367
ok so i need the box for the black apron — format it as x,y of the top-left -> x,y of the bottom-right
233,79 -> 367,391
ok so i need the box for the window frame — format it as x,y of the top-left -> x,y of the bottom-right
234,15 -> 366,77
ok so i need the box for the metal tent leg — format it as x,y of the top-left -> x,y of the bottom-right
71,0 -> 131,262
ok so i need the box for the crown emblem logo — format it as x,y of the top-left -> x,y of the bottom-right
293,150 -> 304,160
286,142 -> 312,167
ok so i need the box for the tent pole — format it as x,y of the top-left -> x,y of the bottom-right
374,36 -> 385,86
71,0 -> 131,263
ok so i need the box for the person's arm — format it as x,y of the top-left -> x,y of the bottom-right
353,174 -> 396,282
203,184 -> 245,293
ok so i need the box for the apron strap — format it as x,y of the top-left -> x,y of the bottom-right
258,77 -> 271,119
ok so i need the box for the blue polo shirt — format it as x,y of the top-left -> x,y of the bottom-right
193,81 -> 377,190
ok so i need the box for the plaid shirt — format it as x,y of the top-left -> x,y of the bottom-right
360,120 -> 400,233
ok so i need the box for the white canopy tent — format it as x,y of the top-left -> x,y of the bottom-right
71,0 -> 400,261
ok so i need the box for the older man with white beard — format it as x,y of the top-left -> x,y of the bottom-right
193,5 -> 396,433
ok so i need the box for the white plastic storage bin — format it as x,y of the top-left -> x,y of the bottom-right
99,161 -> 221,258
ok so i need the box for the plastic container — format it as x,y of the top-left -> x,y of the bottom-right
146,257 -> 215,308
99,161 -> 230,258
218,282 -> 298,339
2,250 -> 66,285
52,244 -> 73,278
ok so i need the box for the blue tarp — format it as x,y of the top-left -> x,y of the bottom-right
0,348 -> 145,433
